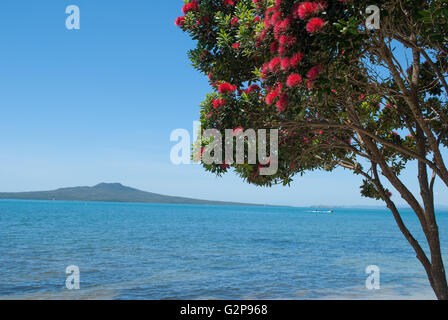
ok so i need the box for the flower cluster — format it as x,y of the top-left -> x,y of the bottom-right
254,0 -> 349,112
175,0 -> 351,114
178,3 -> 366,126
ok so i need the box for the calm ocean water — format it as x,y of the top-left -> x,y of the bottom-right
0,200 -> 447,300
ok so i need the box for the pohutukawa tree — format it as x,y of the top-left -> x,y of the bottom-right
175,0 -> 448,299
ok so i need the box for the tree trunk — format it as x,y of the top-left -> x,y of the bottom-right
427,228 -> 448,300
368,160 -> 448,300
430,258 -> 448,300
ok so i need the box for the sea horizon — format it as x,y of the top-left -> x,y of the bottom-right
2,198 -> 448,212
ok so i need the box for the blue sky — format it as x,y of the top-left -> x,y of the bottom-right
0,0 -> 447,207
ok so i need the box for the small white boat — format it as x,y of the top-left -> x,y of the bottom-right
306,210 -> 335,213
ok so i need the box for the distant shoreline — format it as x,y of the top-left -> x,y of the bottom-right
0,183 -> 280,208
0,197 -> 289,208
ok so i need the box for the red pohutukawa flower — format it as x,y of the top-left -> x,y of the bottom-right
231,17 -> 239,26
286,74 -> 303,87
290,53 -> 305,67
307,65 -> 322,81
182,0 -> 199,14
174,16 -> 185,27
245,84 -> 261,94
296,2 -> 319,20
269,57 -> 282,72
306,17 -> 326,33
218,83 -> 237,94
281,58 -> 291,71
276,94 -> 288,112
279,35 -> 296,47
212,98 -> 226,109
266,90 -> 279,105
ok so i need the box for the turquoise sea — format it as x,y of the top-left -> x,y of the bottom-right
0,200 -> 447,300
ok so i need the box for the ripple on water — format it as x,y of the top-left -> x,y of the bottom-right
0,201 -> 446,300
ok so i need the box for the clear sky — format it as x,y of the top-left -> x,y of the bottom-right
0,0 -> 447,207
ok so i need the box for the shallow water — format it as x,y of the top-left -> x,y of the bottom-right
0,200 -> 447,300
